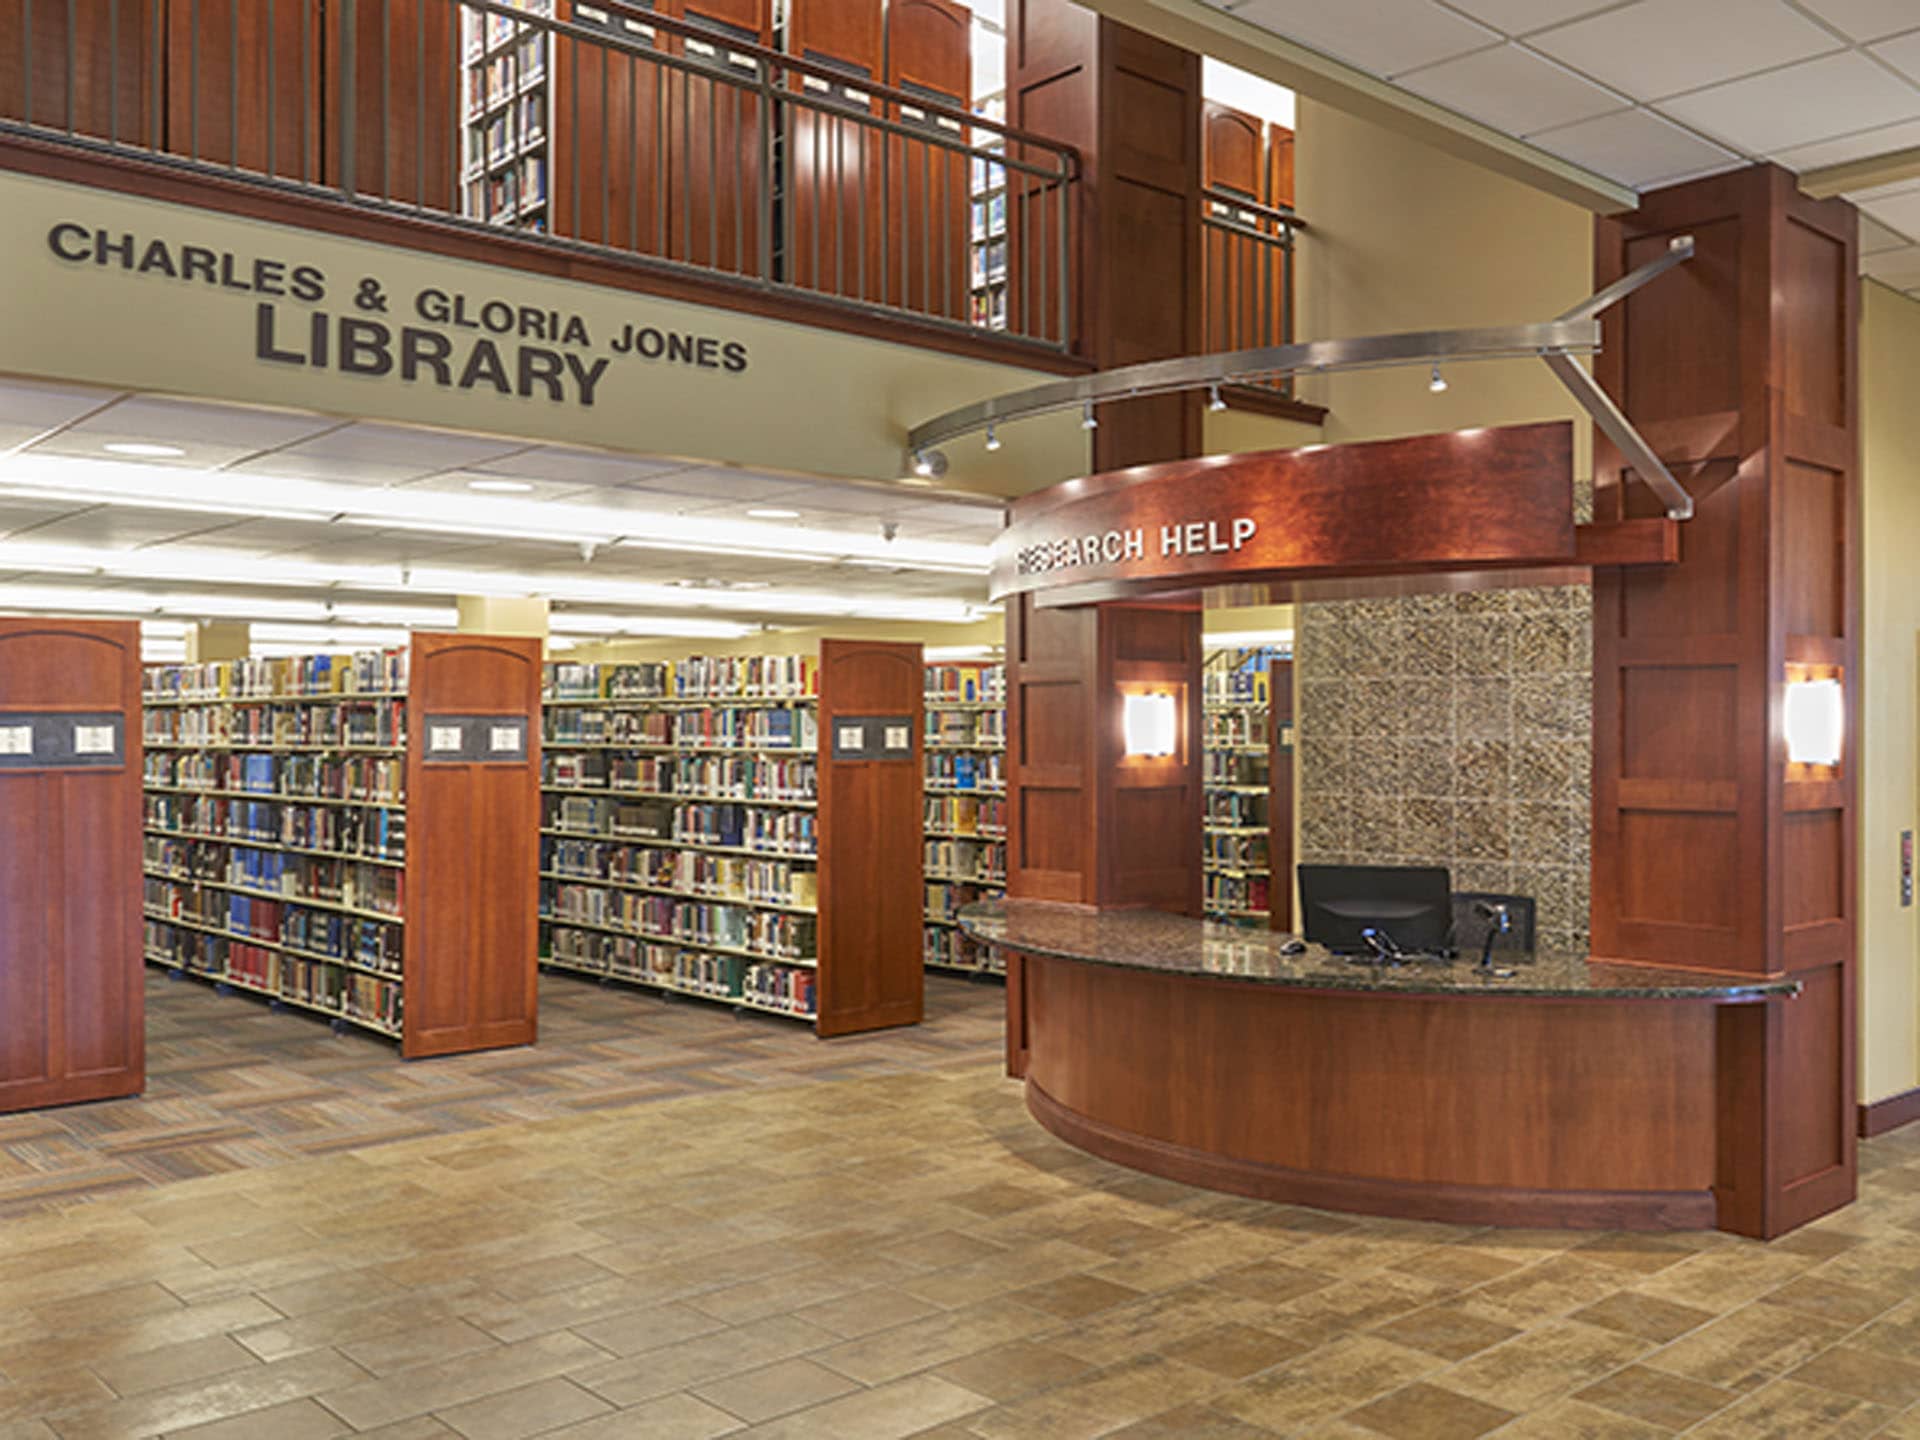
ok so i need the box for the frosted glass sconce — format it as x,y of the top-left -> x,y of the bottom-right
1784,677 -> 1843,767
1122,692 -> 1178,758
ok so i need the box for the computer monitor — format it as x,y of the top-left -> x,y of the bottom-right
1299,864 -> 1453,954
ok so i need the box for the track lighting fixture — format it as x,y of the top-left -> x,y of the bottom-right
1208,383 -> 1226,413
1429,365 -> 1448,394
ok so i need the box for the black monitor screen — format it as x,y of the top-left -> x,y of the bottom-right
1299,864 -> 1452,953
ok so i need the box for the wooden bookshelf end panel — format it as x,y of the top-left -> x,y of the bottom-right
0,619 -> 145,1112
403,633 -> 541,1060
818,639 -> 925,1036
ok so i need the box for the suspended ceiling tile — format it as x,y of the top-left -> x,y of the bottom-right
232,421 -> 531,485
1397,43 -> 1627,137
1792,0 -> 1920,43
1529,0 -> 1842,102
1660,51 -> 1920,155
1437,0 -> 1625,38
1871,29 -> 1920,84
389,470 -> 602,502
0,377 -> 120,450
1225,0 -> 1500,79
1860,213 -> 1915,253
1527,105 -> 1744,186
466,445 -> 700,486
628,468 -> 810,502
0,507 -> 241,548
1855,185 -> 1920,234
0,499 -> 90,536
1770,115 -> 1920,170
1862,242 -> 1920,286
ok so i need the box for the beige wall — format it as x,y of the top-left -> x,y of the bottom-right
1860,280 -> 1920,1106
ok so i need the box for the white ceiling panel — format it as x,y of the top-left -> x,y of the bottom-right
1871,29 -> 1920,84
1398,43 -> 1626,136
1863,242 -> 1920,285
0,377 -> 117,451
1661,51 -> 1920,154
1792,0 -> 1920,43
1438,0 -> 1625,39
1861,212 -> 1916,251
1226,0 -> 1499,78
1528,105 -> 1744,185
466,445 -> 700,487
1770,115 -> 1920,170
231,421 -> 530,485
1856,184 -> 1920,234
31,399 -> 342,470
631,468 -> 819,502
0,507 -> 231,548
392,470 -> 602,502
1528,0 -> 1840,103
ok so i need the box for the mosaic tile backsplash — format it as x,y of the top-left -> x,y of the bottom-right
1296,585 -> 1594,954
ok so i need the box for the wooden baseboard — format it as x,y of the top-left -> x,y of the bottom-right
1859,1086 -> 1920,1138
1026,1080 -> 1716,1232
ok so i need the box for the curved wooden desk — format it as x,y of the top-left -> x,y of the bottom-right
960,901 -> 1798,1232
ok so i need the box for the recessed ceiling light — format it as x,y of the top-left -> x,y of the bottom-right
467,478 -> 536,493
103,442 -> 186,458
746,507 -> 801,519
897,476 -> 936,488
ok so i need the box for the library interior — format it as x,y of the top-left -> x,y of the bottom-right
5,0 -> 1920,1436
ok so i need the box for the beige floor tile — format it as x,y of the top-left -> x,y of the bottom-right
1209,1258 -> 1343,1305
433,1376 -> 613,1440
1489,1398 -> 1671,1439
1849,1298 -> 1920,1360
694,1357 -> 860,1424
1342,1380 -> 1515,1439
1160,1322 -> 1312,1379
0,1369 -> 118,1428
1568,1289 -> 1717,1343
254,1267 -> 408,1321
351,1417 -> 464,1438
1684,1377 -> 1895,1438
1759,1273 -> 1912,1327
88,1333 -> 259,1399
0,1297 -> 279,1384
43,1347 -> 367,1440
1784,1343 -> 1920,1409
1209,1336 -> 1444,1433
0,1425 -> 57,1440
1005,1273 -> 1142,1320
1647,1304 -> 1854,1392
734,1373 -> 989,1440
1387,1246 -> 1525,1289
1633,1245 -> 1820,1312
233,1290 -> 486,1363
566,1300 -> 733,1360
1438,1320 -> 1650,1411
539,1392 -> 744,1439
1041,1285 -> 1278,1368
159,1395 -> 352,1440
338,1318 -> 501,1378
1097,1403 -> 1280,1439
571,1315 -> 839,1408
960,1354 -> 1222,1440
931,1341 -> 1097,1403
1366,1305 -> 1522,1362
1454,1257 -> 1632,1327
1573,1362 -> 1741,1429
812,1301 -> 1054,1388
791,1288 -> 942,1341
318,1330 -> 607,1432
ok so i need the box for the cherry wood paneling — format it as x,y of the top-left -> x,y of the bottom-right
554,0 -> 672,255
664,0 -> 771,276
402,633 -> 540,1060
1020,953 -> 1727,1227
322,0 -> 456,210
167,0 -> 318,179
1590,164 -> 1858,1237
1266,122 -> 1293,209
817,639 -> 924,1036
0,0 -> 152,144
884,0 -> 970,323
786,0 -> 883,303
1861,1085 -> 1920,1138
0,618 -> 143,1113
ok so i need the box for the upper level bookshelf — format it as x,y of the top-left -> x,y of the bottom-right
923,660 -> 1005,975
540,642 -> 923,1035
141,635 -> 541,1058
1201,647 -> 1293,931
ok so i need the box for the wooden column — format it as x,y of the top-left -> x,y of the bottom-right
1590,164 -> 1859,1237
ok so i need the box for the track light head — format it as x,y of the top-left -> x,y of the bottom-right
1207,383 -> 1227,413
1081,401 -> 1098,431
985,424 -> 1001,452
1429,365 -> 1448,394
908,448 -> 949,481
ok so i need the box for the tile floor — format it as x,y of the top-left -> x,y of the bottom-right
1,974 -> 1918,1438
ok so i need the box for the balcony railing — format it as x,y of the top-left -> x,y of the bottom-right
0,0 -> 1079,352
1202,185 -> 1302,394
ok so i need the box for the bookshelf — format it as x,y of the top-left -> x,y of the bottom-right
539,640 -> 923,1035
1,618 -> 145,1113
140,634 -> 541,1059
1202,647 -> 1289,929
923,660 -> 1006,975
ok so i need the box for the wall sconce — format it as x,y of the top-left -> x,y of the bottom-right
1784,676 -> 1843,767
1122,692 -> 1178,758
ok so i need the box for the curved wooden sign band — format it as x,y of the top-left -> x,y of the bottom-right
990,421 -> 1578,604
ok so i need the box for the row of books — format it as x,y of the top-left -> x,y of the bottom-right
543,705 -> 817,749
925,709 -> 1004,748
925,751 -> 1004,792
144,753 -> 406,805
925,877 -> 997,925
542,838 -> 817,910
1206,871 -> 1272,916
143,697 -> 408,749
145,795 -> 406,861
541,882 -> 818,961
144,838 -> 405,916
1206,750 -> 1270,788
924,793 -> 1005,838
142,880 -> 404,972
1205,830 -> 1270,872
144,925 -> 396,1025
1207,791 -> 1269,828
1204,709 -> 1268,748
541,927 -> 816,1017
1205,658 -> 1280,706
545,656 -> 820,702
544,752 -> 816,802
924,663 -> 1005,706
924,926 -> 1002,972
544,795 -> 818,856
925,837 -> 1005,885
144,651 -> 408,702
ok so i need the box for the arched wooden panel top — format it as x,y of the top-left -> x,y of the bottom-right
0,622 -> 140,707
414,634 -> 541,712
1202,101 -> 1262,196
886,0 -> 970,102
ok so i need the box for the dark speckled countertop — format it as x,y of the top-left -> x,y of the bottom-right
957,899 -> 1799,1002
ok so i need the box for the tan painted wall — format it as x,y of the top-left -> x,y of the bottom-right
1860,280 -> 1920,1106
457,595 -> 550,637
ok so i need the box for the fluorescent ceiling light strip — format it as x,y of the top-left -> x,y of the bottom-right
0,455 -> 994,574
1203,629 -> 1295,649
0,585 -> 339,622
549,612 -> 759,639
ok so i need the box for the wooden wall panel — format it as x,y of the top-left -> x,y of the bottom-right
0,0 -> 151,145
664,0 -> 772,275
555,0 -> 672,255
785,0 -> 883,302
1590,164 -> 1859,1237
0,618 -> 143,1113
817,639 -> 924,1036
167,0 -> 318,179
322,0 -> 456,209
883,0 -> 971,321
402,633 -> 540,1060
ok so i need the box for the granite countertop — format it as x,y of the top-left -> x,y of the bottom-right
957,899 -> 1800,1002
